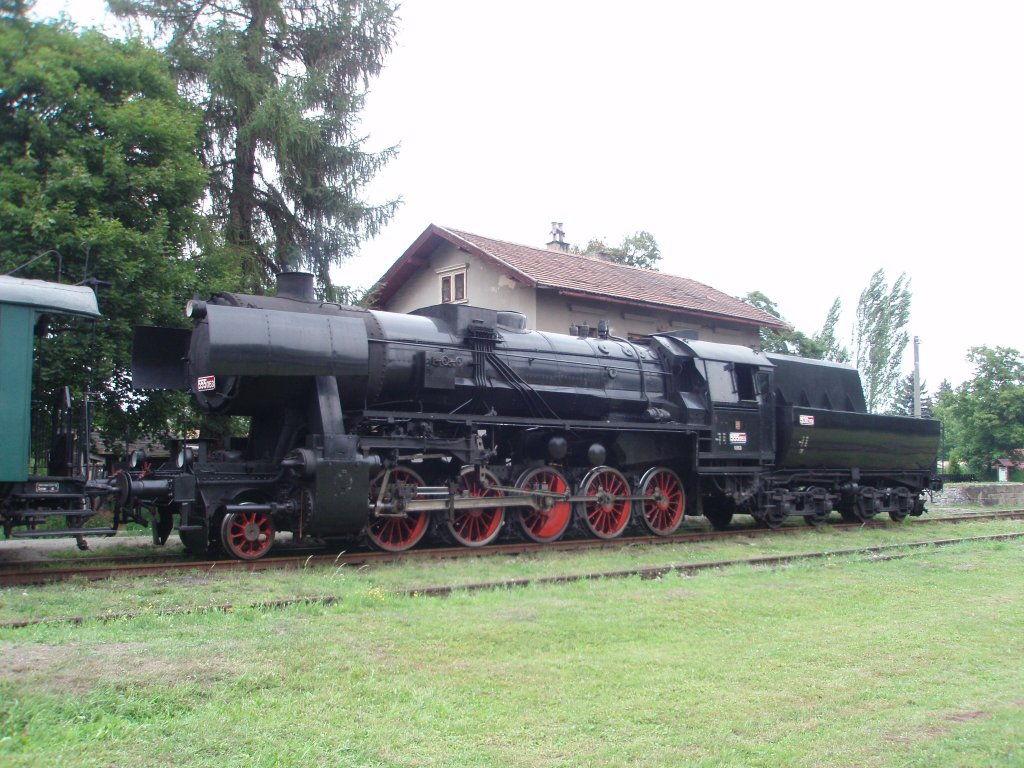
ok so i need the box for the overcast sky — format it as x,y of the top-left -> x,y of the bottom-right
30,0 -> 1024,388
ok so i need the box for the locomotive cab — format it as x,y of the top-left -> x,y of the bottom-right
650,334 -> 775,465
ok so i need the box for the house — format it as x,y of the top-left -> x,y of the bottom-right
370,224 -> 786,347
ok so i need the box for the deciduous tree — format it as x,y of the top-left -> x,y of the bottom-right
583,230 -> 662,270
934,347 -> 1024,473
853,269 -> 911,413
0,7 -> 209,442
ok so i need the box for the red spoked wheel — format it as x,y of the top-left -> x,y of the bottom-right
367,467 -> 428,552
220,507 -> 275,560
637,467 -> 686,536
446,467 -> 504,547
577,466 -> 631,539
514,466 -> 573,543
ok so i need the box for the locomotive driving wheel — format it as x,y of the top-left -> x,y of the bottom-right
445,467 -> 505,547
577,466 -> 631,539
220,506 -> 275,560
514,466 -> 572,543
366,467 -> 428,552
636,467 -> 686,536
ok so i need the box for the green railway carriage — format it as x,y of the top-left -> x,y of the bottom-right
0,275 -> 106,542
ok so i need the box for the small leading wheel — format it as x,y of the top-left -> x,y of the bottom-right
367,467 -> 428,552
577,466 -> 631,539
637,467 -> 686,536
220,508 -> 275,560
446,467 -> 504,547
514,466 -> 572,543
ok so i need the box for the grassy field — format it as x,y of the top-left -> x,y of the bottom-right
1,522 -> 1022,767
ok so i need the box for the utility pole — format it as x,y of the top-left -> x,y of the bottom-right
913,336 -> 921,418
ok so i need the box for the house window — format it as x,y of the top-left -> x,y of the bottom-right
439,266 -> 468,304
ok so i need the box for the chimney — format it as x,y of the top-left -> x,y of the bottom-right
546,221 -> 569,253
277,271 -> 316,301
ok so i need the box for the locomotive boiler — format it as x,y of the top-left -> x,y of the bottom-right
120,272 -> 941,559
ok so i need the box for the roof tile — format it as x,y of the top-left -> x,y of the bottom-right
443,228 -> 783,328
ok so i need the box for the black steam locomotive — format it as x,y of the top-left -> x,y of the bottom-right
118,272 -> 941,559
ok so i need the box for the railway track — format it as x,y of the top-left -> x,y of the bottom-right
3,530 -> 1022,630
2,509 -> 1021,587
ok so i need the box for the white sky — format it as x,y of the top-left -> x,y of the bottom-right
30,0 -> 1024,388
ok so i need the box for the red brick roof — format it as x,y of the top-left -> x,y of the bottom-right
371,224 -> 787,330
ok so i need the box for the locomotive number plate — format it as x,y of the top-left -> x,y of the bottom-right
729,432 -> 747,445
799,414 -> 815,426
197,375 -> 216,392
34,482 -> 60,493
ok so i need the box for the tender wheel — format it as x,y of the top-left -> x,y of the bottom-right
854,488 -> 879,522
803,487 -> 831,527
446,467 -> 504,547
577,466 -> 631,539
220,508 -> 275,560
637,467 -> 686,536
761,506 -> 787,529
838,502 -> 859,523
514,466 -> 572,543
367,467 -> 428,552
888,488 -> 912,523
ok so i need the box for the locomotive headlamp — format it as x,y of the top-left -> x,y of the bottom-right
185,300 -> 207,319
176,446 -> 195,469
129,448 -> 147,469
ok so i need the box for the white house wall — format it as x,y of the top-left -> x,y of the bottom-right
382,243 -> 760,348
384,244 -> 537,319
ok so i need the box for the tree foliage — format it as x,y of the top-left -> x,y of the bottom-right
934,347 -> 1024,473
583,230 -> 661,270
816,297 -> 850,363
853,269 -> 911,413
890,373 -> 932,418
0,8 -> 211,443
740,291 -> 824,357
109,0 -> 400,294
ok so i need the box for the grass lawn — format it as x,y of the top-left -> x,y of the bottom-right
0,526 -> 1021,767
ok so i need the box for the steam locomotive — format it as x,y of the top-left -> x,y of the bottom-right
115,272 -> 941,559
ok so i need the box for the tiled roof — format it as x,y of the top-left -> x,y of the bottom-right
372,224 -> 786,330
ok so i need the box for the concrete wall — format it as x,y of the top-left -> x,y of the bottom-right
932,482 -> 1024,507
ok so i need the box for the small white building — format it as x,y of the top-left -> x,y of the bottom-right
369,224 -> 785,346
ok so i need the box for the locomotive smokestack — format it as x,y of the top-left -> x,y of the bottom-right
277,271 -> 316,302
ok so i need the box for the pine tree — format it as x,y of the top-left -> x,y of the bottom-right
109,0 -> 400,294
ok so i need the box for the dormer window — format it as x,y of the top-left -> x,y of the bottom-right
439,265 -> 468,304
